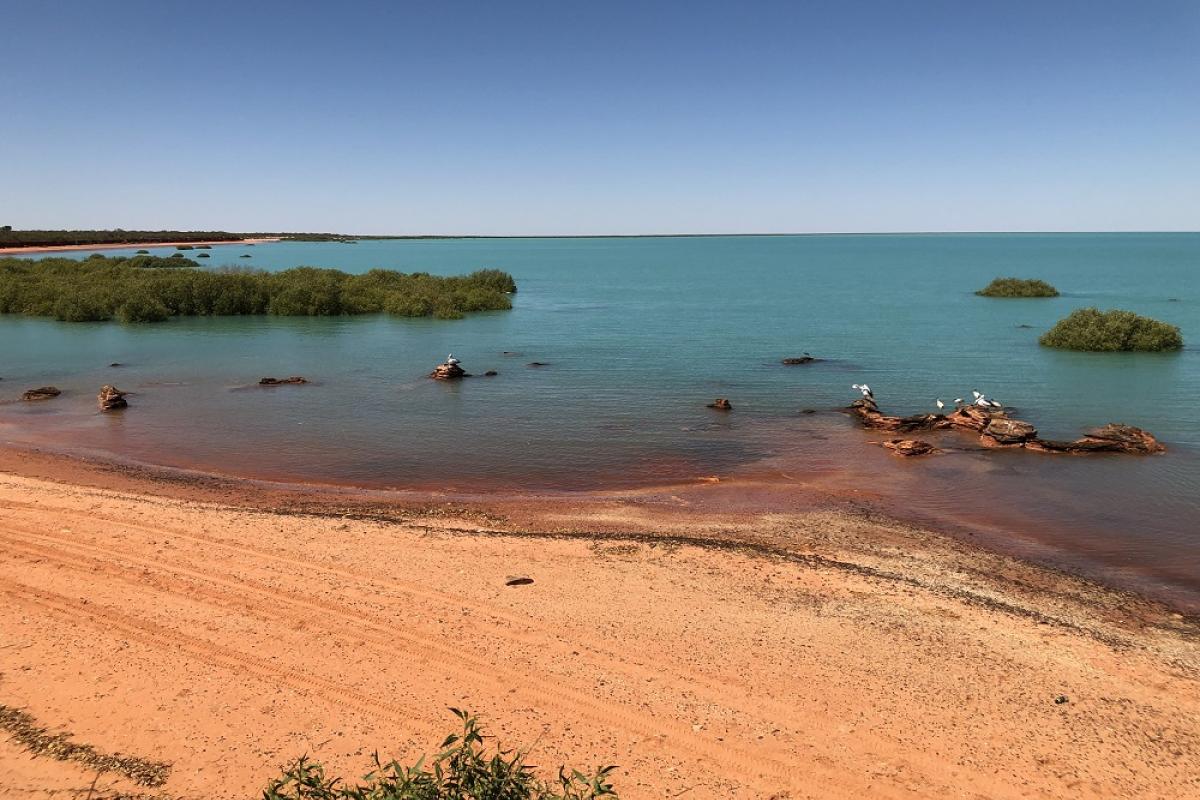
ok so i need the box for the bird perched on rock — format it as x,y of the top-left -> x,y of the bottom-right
852,383 -> 874,400
936,399 -> 945,411
972,390 -> 1002,409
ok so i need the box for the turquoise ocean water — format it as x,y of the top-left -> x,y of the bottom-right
2,234 -> 1197,608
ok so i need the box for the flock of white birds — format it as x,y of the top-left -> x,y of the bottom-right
852,384 -> 1003,412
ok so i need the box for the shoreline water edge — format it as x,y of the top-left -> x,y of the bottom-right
0,440 -> 1197,798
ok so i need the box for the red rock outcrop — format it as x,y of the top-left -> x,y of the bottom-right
97,385 -> 127,411
1027,424 -> 1164,455
430,362 -> 468,380
847,400 -> 1163,456
883,439 -> 939,457
981,418 -> 1039,447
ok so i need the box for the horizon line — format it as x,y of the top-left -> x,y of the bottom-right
338,229 -> 1200,238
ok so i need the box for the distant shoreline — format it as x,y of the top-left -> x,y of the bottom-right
0,238 -> 281,255
3,232 -> 1197,254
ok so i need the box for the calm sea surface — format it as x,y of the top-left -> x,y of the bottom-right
2,234 -> 1198,608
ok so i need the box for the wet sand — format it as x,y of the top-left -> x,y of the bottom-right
0,445 -> 1197,799
0,238 -> 279,255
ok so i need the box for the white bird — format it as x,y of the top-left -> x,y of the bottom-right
973,392 -> 1005,409
954,397 -> 964,408
935,399 -> 945,410
447,353 -> 460,366
972,390 -> 983,399
852,383 -> 874,400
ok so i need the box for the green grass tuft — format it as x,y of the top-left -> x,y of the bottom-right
976,277 -> 1059,297
262,710 -> 619,800
1040,308 -> 1183,351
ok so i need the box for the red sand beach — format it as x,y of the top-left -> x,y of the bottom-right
0,444 -> 1196,799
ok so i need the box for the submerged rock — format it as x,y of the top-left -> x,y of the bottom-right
707,398 -> 733,411
97,384 -> 127,411
781,356 -> 821,365
883,439 -> 938,457
259,376 -> 308,385
526,361 -> 549,367
22,386 -> 61,401
483,370 -> 498,377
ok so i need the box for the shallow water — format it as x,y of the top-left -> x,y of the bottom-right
2,234 -> 1197,607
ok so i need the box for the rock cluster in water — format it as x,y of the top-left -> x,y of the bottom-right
847,398 -> 1164,455
22,386 -> 61,401
97,385 -> 127,411
707,398 -> 733,410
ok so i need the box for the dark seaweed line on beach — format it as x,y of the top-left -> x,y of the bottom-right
0,701 -> 171,787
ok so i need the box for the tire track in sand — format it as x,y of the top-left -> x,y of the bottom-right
0,499 -> 909,752
0,530 -> 856,797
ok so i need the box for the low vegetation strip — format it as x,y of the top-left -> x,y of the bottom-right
0,255 -> 516,322
1040,308 -> 1183,352
264,710 -> 619,800
0,229 -> 245,248
976,277 -> 1059,297
0,702 -> 171,787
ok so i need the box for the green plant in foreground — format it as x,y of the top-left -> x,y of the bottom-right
262,710 -> 619,800
976,277 -> 1059,297
1040,307 -> 1183,352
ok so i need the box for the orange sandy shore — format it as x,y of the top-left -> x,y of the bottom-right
0,238 -> 280,255
0,445 -> 1197,799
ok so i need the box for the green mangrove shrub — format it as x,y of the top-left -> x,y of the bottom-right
1040,308 -> 1183,352
0,255 -> 515,323
976,277 -> 1059,297
262,710 -> 619,800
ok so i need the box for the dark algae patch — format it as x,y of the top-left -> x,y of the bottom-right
0,702 -> 171,786
1040,308 -> 1183,352
0,255 -> 517,323
976,277 -> 1059,297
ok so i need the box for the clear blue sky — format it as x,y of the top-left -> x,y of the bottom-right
2,0 -> 1197,234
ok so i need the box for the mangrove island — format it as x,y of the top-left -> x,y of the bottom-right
0,254 -> 516,323
976,277 -> 1059,297
1040,308 -> 1183,352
